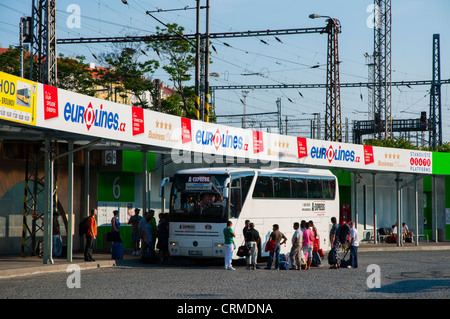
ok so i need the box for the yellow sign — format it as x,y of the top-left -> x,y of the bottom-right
0,71 -> 37,126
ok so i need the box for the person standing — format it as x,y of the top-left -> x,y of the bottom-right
138,211 -> 148,256
128,208 -> 142,255
149,210 -> 158,252
223,220 -> 236,270
309,220 -> 322,267
244,222 -> 260,270
143,214 -> 153,253
302,222 -> 314,270
328,217 -> 340,269
242,220 -> 251,268
111,210 -> 121,243
84,208 -> 97,262
347,221 -> 359,268
289,222 -> 302,270
265,224 -> 287,270
157,213 -> 170,264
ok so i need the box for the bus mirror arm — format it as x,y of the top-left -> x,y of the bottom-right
159,177 -> 172,197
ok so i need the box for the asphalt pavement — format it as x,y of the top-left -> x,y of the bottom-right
0,241 -> 449,279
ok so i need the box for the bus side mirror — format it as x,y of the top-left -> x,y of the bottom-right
223,178 -> 230,198
159,177 -> 172,197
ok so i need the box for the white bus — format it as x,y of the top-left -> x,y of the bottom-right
161,167 -> 339,260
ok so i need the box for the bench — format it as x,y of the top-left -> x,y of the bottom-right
414,234 -> 429,242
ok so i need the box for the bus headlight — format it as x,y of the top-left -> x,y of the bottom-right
170,241 -> 179,255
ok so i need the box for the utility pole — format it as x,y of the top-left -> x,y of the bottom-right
325,17 -> 342,142
309,14 -> 342,142
194,0 -> 210,122
276,98 -> 283,134
29,0 -> 57,86
194,0 -> 201,120
429,34 -> 442,149
242,91 -> 249,129
203,0 -> 210,122
373,0 -> 392,140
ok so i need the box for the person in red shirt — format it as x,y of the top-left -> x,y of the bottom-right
84,208 -> 97,262
302,222 -> 314,270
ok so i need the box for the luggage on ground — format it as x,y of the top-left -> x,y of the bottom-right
141,244 -> 156,264
328,247 -> 338,265
111,242 -> 123,260
339,248 -> 350,268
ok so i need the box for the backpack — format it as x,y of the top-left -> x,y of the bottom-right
338,223 -> 351,244
328,247 -> 338,265
78,217 -> 89,236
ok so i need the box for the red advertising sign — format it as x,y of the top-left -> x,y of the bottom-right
181,117 -> 192,144
297,137 -> 308,159
43,84 -> 58,120
364,145 -> 374,165
252,131 -> 264,154
131,106 -> 144,136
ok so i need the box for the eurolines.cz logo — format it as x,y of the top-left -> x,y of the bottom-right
311,145 -> 360,164
63,101 -> 126,132
195,128 -> 248,151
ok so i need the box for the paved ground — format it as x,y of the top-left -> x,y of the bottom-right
0,242 -> 449,302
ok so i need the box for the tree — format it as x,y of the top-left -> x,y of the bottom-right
365,138 -> 419,150
57,54 -> 96,96
98,47 -> 159,109
147,23 -> 196,116
0,46 -> 23,76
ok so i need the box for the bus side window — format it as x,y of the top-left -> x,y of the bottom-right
273,175 -> 290,198
291,176 -> 307,198
322,178 -> 336,199
252,175 -> 273,198
307,177 -> 322,199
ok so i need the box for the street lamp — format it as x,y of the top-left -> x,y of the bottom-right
309,13 -> 330,20
309,13 -> 341,28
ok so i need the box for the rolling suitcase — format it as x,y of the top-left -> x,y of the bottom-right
339,248 -> 350,268
141,244 -> 156,264
112,242 -> 123,260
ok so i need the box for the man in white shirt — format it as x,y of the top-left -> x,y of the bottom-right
289,222 -> 303,270
347,221 -> 359,269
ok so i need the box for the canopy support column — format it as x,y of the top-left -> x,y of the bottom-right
373,173 -> 377,244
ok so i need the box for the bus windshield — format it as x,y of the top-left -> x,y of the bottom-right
170,174 -> 229,222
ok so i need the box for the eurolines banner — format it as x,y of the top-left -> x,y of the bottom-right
36,82 -> 131,139
266,136 -> 432,174
22,75 -> 431,174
